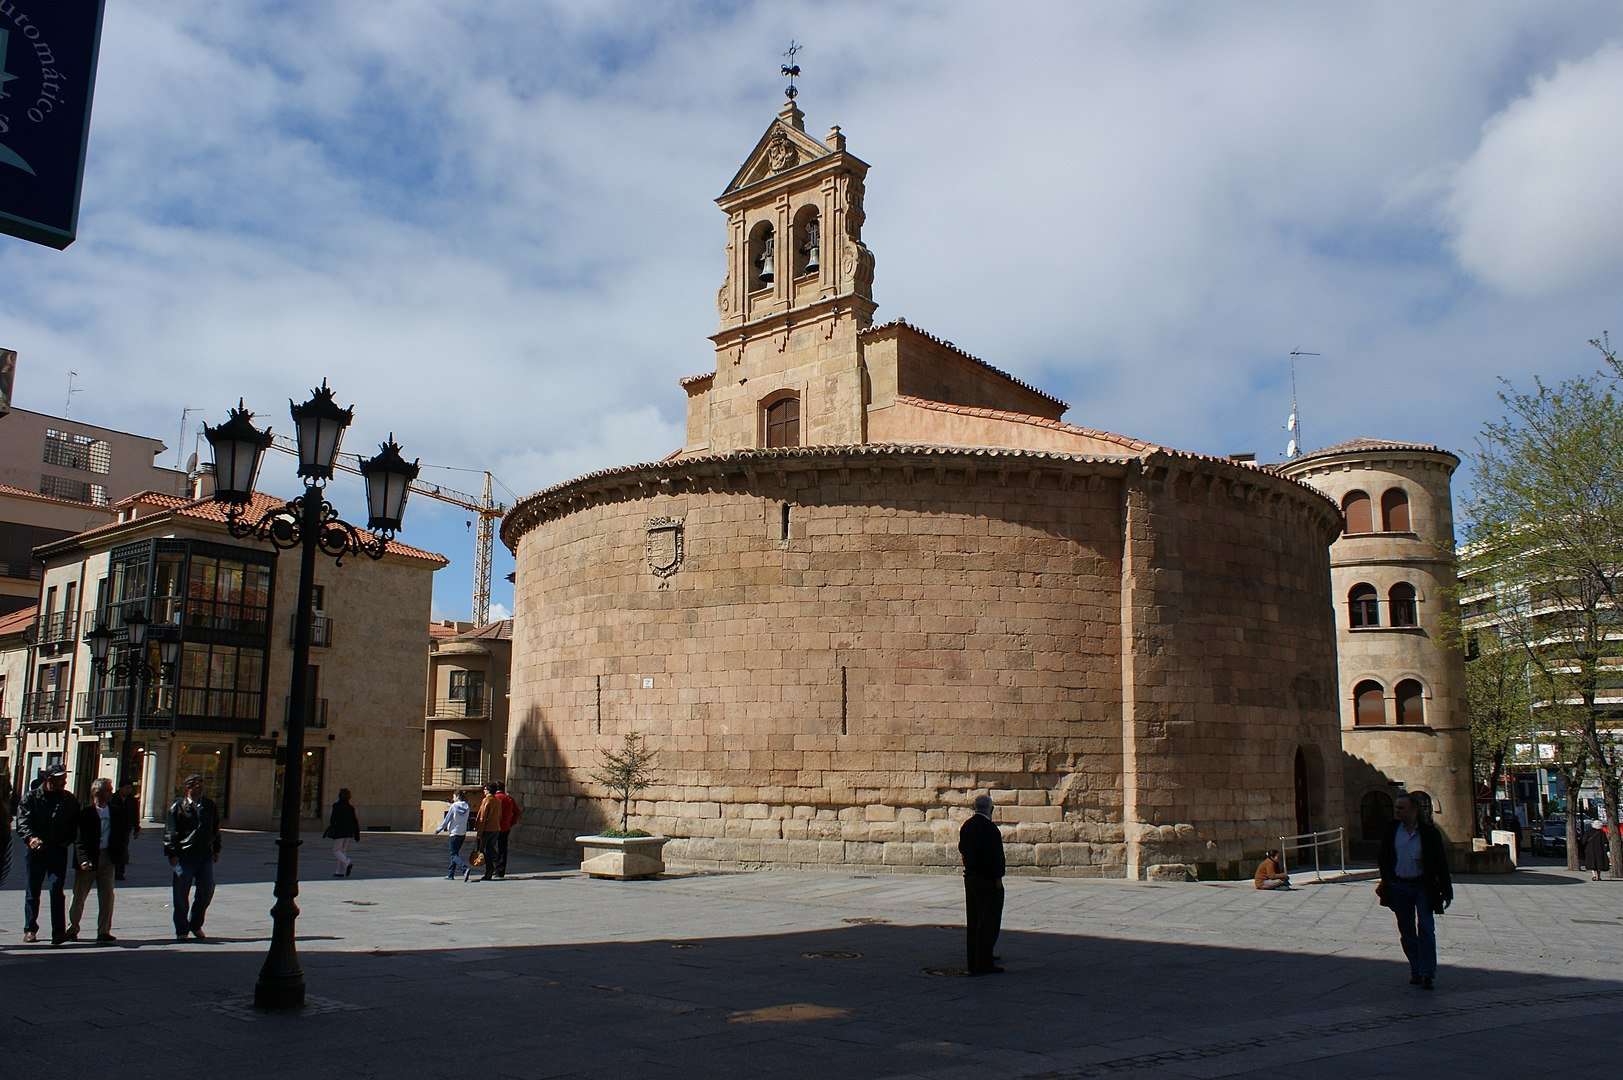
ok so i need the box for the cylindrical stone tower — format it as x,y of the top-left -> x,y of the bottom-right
1281,439 -> 1473,849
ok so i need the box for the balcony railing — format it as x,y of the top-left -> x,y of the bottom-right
0,560 -> 41,581
77,686 -> 177,733
290,614 -> 333,648
20,690 -> 70,726
428,692 -> 489,720
284,696 -> 329,729
36,609 -> 78,646
424,766 -> 485,789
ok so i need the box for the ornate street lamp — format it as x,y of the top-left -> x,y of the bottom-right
204,382 -> 418,1012
83,606 -> 180,789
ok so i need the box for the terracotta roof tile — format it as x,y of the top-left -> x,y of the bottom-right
452,618 -> 513,643
891,395 -> 1155,453
858,320 -> 1069,411
0,482 -> 115,513
38,490 -> 449,566
1283,437 -> 1458,467
0,604 -> 37,637
679,371 -> 714,387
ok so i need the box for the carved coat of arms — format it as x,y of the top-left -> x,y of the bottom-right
646,517 -> 684,578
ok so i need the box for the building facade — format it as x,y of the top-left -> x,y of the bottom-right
421,618 -> 512,829
500,95 -> 1347,879
0,483 -> 114,616
0,603 -> 35,786
0,404 -> 188,506
1280,440 -> 1474,849
12,486 -> 446,829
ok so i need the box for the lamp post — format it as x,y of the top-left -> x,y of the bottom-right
83,606 -> 181,789
203,381 -> 418,1012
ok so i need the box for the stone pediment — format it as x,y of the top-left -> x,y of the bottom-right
721,118 -> 835,196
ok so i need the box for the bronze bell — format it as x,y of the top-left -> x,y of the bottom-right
756,237 -> 775,284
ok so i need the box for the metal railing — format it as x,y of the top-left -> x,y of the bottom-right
424,767 -> 485,789
1277,826 -> 1347,882
290,614 -> 333,647
20,690 -> 70,726
36,609 -> 78,645
77,685 -> 176,723
428,692 -> 489,719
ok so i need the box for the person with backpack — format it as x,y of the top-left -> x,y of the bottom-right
435,790 -> 472,881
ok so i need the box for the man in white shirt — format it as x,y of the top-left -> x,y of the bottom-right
69,778 -> 122,943
1378,792 -> 1453,990
436,790 -> 472,881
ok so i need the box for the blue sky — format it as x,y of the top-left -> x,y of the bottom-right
3,2 -> 1623,620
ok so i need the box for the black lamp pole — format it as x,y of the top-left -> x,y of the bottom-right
203,383 -> 418,1012
84,607 -> 177,790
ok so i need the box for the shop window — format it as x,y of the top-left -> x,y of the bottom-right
175,741 -> 231,817
1354,680 -> 1386,726
274,745 -> 325,820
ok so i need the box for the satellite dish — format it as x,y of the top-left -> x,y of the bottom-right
185,451 -> 198,474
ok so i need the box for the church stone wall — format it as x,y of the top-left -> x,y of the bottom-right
504,449 -> 1344,878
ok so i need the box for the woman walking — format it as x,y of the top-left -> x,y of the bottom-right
435,790 -> 472,881
1582,820 -> 1611,881
324,789 -> 361,878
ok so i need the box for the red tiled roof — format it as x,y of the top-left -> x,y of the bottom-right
428,621 -> 462,641
37,490 -> 449,567
891,395 -> 1155,454
452,618 -> 513,643
858,320 -> 1069,411
0,604 -> 37,637
1283,437 -> 1458,468
0,482 -> 116,513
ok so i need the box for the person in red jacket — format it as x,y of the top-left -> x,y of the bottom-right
492,781 -> 522,880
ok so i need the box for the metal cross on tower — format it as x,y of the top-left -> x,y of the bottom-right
781,40 -> 803,100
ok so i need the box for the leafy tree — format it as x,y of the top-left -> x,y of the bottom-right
1460,629 -> 1533,812
1466,334 -> 1623,877
589,731 -> 659,835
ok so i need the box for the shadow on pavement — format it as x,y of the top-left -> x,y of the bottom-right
2,918 -> 1621,1079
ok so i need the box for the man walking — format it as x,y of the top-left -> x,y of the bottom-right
109,780 -> 142,881
163,774 -> 222,941
958,794 -> 1005,975
68,778 -> 128,943
17,765 -> 78,945
474,783 -> 503,881
436,789 -> 472,881
492,781 -> 522,879
1378,791 -> 1452,989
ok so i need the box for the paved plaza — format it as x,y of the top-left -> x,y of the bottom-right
2,830 -> 1620,1079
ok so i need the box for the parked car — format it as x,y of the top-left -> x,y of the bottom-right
1531,818 -> 1567,857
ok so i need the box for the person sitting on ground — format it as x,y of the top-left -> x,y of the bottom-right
1254,849 -> 1291,890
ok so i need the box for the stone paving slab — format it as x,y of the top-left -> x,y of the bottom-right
1,830 -> 1620,1079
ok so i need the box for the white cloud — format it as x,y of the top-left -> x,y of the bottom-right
487,603 -> 513,622
3,0 -> 1622,565
1447,43 -> 1623,296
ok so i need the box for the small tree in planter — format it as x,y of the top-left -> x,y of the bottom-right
589,731 -> 659,835
580,732 -> 666,879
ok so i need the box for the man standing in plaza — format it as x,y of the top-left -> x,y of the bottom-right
109,779 -> 142,881
958,794 -> 1005,975
1378,791 -> 1452,989
16,765 -> 79,945
493,781 -> 522,880
163,774 -> 222,940
68,778 -> 128,943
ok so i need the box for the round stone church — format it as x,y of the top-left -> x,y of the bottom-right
502,95 -> 1346,879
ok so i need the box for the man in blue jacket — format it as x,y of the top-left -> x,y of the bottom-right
958,794 -> 1006,975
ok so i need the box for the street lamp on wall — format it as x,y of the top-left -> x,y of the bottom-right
204,382 -> 418,1013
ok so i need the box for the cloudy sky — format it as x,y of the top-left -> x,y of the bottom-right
3,1 -> 1622,620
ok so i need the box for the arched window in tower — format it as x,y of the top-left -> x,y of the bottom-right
764,394 -> 800,448
1394,679 -> 1425,725
1342,490 -> 1372,534
1354,680 -> 1386,726
750,222 -> 776,289
1389,582 -> 1418,627
1349,583 -> 1380,628
1382,488 -> 1411,532
793,206 -> 820,276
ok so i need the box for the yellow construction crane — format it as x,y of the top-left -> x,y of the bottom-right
267,435 -> 506,624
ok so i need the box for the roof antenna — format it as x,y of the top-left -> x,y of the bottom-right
64,370 -> 83,417
1285,349 -> 1319,459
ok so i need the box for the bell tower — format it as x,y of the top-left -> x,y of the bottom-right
688,46 -> 876,455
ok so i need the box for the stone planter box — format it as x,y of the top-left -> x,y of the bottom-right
577,834 -> 669,880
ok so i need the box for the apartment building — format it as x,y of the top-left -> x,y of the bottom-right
14,486 -> 447,828
0,484 -> 113,616
421,618 -> 512,829
0,405 -> 188,506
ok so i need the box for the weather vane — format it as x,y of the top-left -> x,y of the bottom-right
781,39 -> 802,100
